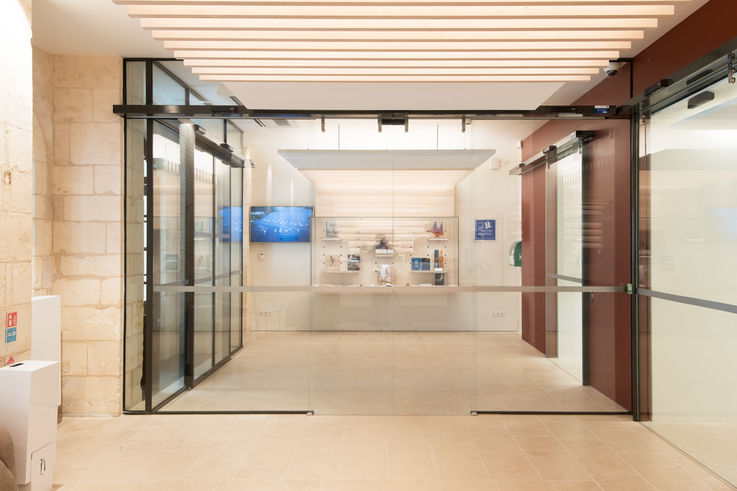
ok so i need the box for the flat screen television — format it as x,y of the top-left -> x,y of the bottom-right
219,206 -> 243,242
250,206 -> 314,243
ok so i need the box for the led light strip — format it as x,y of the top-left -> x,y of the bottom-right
140,17 -> 662,29
117,0 -> 687,4
164,40 -> 632,51
174,50 -> 622,59
183,58 -> 611,67
124,4 -> 675,17
197,74 -> 593,81
152,29 -> 645,41
190,67 -> 601,74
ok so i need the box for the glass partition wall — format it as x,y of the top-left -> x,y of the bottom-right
124,60 -> 245,411
124,59 -> 632,416
638,51 -> 737,487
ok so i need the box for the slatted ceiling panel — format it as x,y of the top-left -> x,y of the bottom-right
198,75 -> 594,82
173,50 -> 623,59
154,30 -> 646,41
115,0 -> 687,83
183,59 -> 612,67
140,18 -> 662,28
192,68 -> 601,75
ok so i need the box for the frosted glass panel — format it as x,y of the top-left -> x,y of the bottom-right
645,77 -> 737,304
642,68 -> 737,488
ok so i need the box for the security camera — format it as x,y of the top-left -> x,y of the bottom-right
605,61 -> 625,77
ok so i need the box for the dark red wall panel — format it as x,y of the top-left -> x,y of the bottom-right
519,0 -> 737,411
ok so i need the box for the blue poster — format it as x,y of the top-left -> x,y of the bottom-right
475,219 -> 496,240
5,327 -> 16,343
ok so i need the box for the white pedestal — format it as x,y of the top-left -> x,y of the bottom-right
0,360 -> 60,491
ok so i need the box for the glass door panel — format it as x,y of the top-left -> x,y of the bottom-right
230,166 -> 243,353
549,151 -> 585,381
151,122 -> 186,407
641,72 -> 737,487
214,158 -> 231,365
193,148 -> 214,379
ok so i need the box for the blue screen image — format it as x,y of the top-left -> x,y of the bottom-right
219,206 -> 243,242
250,206 -> 313,242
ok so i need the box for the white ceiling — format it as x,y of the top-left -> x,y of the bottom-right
280,149 -> 495,170
31,0 -> 709,109
32,0 -> 169,57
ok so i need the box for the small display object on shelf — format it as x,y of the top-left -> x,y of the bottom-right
325,220 -> 339,237
312,216 -> 458,287
326,254 -> 341,270
411,257 -> 431,271
378,264 -> 394,285
428,221 -> 445,237
347,254 -> 360,271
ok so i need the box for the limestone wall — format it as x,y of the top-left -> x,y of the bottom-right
0,0 -> 34,366
33,47 -> 55,296
49,56 -> 124,415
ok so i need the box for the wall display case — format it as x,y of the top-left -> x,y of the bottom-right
312,217 -> 458,287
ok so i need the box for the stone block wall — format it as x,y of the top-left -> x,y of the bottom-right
0,0 -> 33,366
33,47 -> 54,296
49,56 -> 124,415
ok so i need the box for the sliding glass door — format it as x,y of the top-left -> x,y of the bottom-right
546,149 -> 585,382
150,122 -> 187,407
640,62 -> 737,487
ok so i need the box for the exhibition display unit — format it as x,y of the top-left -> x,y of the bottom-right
312,217 -> 458,288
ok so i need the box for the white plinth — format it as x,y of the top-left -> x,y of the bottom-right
0,360 -> 60,490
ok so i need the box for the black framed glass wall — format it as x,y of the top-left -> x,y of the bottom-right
123,60 -> 245,411
120,59 -> 633,416
637,48 -> 737,488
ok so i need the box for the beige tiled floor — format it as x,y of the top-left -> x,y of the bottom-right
166,331 -> 624,414
645,422 -> 737,488
53,414 -> 734,490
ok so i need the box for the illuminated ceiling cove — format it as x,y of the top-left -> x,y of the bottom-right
113,0 -> 693,84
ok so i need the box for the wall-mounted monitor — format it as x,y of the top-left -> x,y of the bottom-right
219,206 -> 243,242
250,206 -> 314,243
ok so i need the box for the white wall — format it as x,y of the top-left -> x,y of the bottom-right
454,122 -> 522,332
246,121 -> 315,331
244,118 -> 530,332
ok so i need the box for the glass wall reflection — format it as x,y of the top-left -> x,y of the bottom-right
642,72 -> 737,487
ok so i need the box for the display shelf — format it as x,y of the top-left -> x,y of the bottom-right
312,216 -> 458,288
